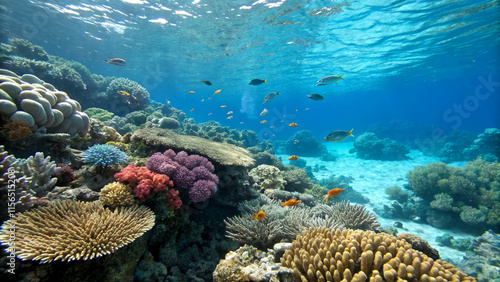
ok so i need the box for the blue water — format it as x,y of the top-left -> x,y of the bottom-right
1,0 -> 499,140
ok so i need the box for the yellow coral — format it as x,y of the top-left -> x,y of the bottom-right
281,227 -> 475,282
100,181 -> 135,207
0,200 -> 155,263
105,141 -> 129,151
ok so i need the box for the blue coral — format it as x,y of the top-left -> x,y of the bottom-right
82,145 -> 129,167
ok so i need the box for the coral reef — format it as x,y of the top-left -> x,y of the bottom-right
0,69 -> 90,136
132,128 -> 255,166
407,158 -> 500,231
248,164 -> 286,192
105,77 -> 149,114
385,186 -> 410,203
0,120 -> 33,141
0,200 -> 155,263
463,128 -> 500,162
282,166 -> 314,193
24,152 -> 61,195
318,174 -> 369,204
7,38 -> 49,61
457,230 -> 500,282
284,130 -> 329,157
84,107 -> 115,122
147,149 -> 219,203
353,132 -> 410,160
213,244 -> 293,281
281,227 -> 474,281
82,144 -> 129,167
99,182 -> 135,207
181,120 -> 259,148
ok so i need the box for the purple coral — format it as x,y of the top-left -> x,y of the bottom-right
146,149 -> 218,203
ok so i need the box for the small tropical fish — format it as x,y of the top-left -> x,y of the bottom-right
260,108 -> 268,116
317,75 -> 344,86
220,105 -> 227,108
294,140 -> 299,143
251,211 -> 265,221
260,120 -> 267,124
105,57 -> 127,66
263,91 -> 280,104
208,97 -> 212,100
190,108 -> 194,112
201,99 -> 204,102
117,91 -> 130,96
214,89 -> 221,95
288,155 -> 299,161
305,108 -> 309,110
201,80 -> 212,85
240,122 -> 244,124
296,109 -> 299,112
227,116 -> 233,119
166,100 -> 171,105
249,79 -> 267,85
227,111 -> 233,115
323,129 -> 354,142
325,188 -> 345,200
282,199 -> 302,207
307,94 -> 324,101
289,123 -> 298,127
188,91 -> 195,94
208,113 -> 212,116
270,126 -> 274,129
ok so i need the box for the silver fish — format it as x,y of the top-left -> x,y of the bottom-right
316,75 -> 344,86
263,91 -> 280,104
307,94 -> 324,101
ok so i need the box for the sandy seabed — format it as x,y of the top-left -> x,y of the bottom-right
277,142 -> 475,263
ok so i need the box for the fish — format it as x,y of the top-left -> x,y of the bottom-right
305,108 -> 309,110
249,79 -> 267,85
220,105 -> 227,108
208,113 -> 212,116
270,126 -> 274,129
263,91 -> 280,104
117,91 -> 130,96
251,211 -> 265,221
227,111 -> 233,115
190,108 -> 194,112
240,122 -> 244,124
227,116 -> 233,119
166,100 -> 171,105
323,129 -> 354,142
260,120 -> 267,124
188,91 -> 195,94
214,89 -> 221,95
288,155 -> 299,161
289,123 -> 298,127
201,99 -> 204,102
201,80 -> 212,85
260,108 -> 268,116
282,199 -> 302,207
325,188 -> 345,200
104,57 -> 127,66
317,75 -> 344,86
294,140 -> 299,143
307,94 -> 324,101
208,97 -> 212,100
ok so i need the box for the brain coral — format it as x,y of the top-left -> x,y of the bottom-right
281,227 -> 474,282
0,200 -> 155,263
0,69 -> 90,136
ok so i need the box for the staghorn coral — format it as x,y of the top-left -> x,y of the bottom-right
281,227 -> 475,282
24,151 -> 61,195
0,200 -> 155,263
82,144 -> 129,167
99,181 -> 135,207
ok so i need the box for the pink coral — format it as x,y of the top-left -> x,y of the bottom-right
166,189 -> 182,210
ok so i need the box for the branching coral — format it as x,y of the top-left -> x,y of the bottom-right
82,144 -> 129,167
0,200 -> 155,263
281,227 -> 474,281
99,181 -> 135,207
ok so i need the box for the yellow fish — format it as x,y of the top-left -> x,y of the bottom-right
252,211 -> 265,221
117,91 -> 130,96
214,89 -> 221,95
227,116 -> 233,119
288,155 -> 299,161
294,140 -> 299,143
188,91 -> 195,94
260,120 -> 267,124
227,111 -> 233,115
201,99 -> 204,102
221,105 -> 227,108
289,123 -> 298,127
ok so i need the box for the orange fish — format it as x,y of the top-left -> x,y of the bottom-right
166,100 -> 171,105
201,99 -> 204,102
289,123 -> 298,127
221,105 -> 227,108
190,108 -> 194,112
288,155 -> 299,161
325,188 -> 345,200
294,140 -> 299,143
251,211 -> 265,221
117,91 -> 130,96
105,57 -> 127,66
260,120 -> 267,124
214,89 -> 221,95
282,199 -> 302,207
188,91 -> 195,94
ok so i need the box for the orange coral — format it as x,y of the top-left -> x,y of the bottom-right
1,121 -> 33,141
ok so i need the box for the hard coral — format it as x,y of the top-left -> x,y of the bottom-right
99,181 -> 135,207
281,227 -> 474,281
82,144 -> 129,167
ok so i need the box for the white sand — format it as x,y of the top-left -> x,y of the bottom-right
277,142 -> 475,263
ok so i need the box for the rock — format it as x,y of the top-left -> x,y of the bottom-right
397,233 -> 440,260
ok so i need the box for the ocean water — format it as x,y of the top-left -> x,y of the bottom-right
1,0 -> 500,281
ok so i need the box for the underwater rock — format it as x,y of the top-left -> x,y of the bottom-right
457,230 -> 500,282
397,233 -> 440,260
132,128 -> 255,167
